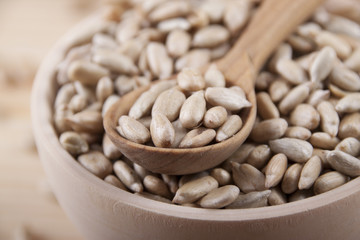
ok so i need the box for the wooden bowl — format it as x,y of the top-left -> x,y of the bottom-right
31,14 -> 360,240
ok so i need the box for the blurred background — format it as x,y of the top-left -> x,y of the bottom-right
0,0 -> 100,239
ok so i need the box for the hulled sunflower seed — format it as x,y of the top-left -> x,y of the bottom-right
67,60 -> 109,85
150,113 -> 175,148
269,138 -> 313,163
330,65 -> 360,91
171,119 -> 188,148
104,174 -> 127,191
92,51 -> 138,75
256,92 -> 279,119
179,91 -> 206,129
338,112 -> 360,139
210,168 -> 232,186
161,174 -> 179,194
284,126 -> 312,140
264,153 -> 288,188
250,118 -> 288,143
309,132 -> 340,150
128,80 -> 176,119
315,31 -> 352,59
198,185 -> 239,209
96,76 -> 114,103
173,176 -> 218,204
313,171 -> 348,195
278,83 -> 310,115
204,64 -> 226,88
335,93 -> 360,113
288,189 -> 313,202
152,88 -> 186,121
205,87 -> 251,111
114,160 -> 143,193
317,101 -> 339,137
268,187 -> 287,206
298,156 -> 322,190
146,42 -> 173,79
143,175 -> 172,199
246,144 -> 272,170
148,1 -> 191,23
179,128 -> 216,148
223,0 -> 251,34
192,25 -> 230,48
78,151 -> 113,179
66,110 -> 103,134
307,89 -> 330,107
203,106 -> 228,129
157,18 -> 191,32
177,68 -> 205,92
335,137 -> 360,157
268,78 -> 291,102
309,46 -> 336,83
225,190 -> 271,209
59,131 -> 89,155
175,49 -> 211,71
232,162 -> 266,193
276,58 -> 308,85
327,150 -> 360,177
117,116 -> 150,144
216,115 -> 243,142
290,104 -> 320,130
281,163 -> 303,194
165,29 -> 191,58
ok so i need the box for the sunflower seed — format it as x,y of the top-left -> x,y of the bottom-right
313,171 -> 348,195
179,128 -> 216,148
290,104 -> 320,130
225,190 -> 271,209
270,138 -> 313,163
152,88 -> 186,121
250,118 -> 288,143
117,116 -> 150,144
193,25 -> 230,48
281,163 -> 303,194
78,151 -> 113,179
246,144 -> 272,170
150,113 -> 175,148
216,115 -> 243,142
327,150 -> 360,177
335,137 -> 360,157
198,185 -> 240,209
177,68 -> 205,92
143,175 -> 172,199
104,174 -> 127,191
284,126 -> 312,140
210,168 -> 232,186
173,176 -> 218,204
232,162 -> 266,193
298,156 -> 322,190
309,132 -> 340,150
113,160 -> 143,193
265,153 -> 288,188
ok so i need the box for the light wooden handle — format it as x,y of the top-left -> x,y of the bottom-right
218,0 -> 324,84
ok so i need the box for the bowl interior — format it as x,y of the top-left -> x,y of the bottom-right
31,14 -> 360,224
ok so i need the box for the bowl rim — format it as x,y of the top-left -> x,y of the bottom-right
31,13 -> 360,222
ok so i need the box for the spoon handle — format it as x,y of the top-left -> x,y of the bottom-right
218,0 -> 324,85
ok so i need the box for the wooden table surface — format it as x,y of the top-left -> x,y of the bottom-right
0,1 -> 100,239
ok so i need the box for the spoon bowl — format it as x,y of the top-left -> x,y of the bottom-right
104,0 -> 324,175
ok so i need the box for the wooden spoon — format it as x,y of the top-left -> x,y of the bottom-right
104,0 -> 323,175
